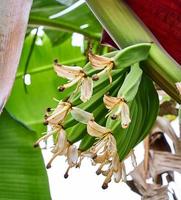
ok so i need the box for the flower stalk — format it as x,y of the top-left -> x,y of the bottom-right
34,41 -> 159,189
85,0 -> 181,103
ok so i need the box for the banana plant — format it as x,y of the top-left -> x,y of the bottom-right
0,0 -> 181,199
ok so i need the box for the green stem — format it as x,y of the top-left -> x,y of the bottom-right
23,28 -> 38,93
28,16 -> 101,41
86,0 -> 181,103
16,57 -> 86,79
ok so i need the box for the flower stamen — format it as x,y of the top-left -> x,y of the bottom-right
33,127 -> 60,148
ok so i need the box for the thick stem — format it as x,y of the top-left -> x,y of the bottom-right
0,0 -> 33,113
86,0 -> 181,103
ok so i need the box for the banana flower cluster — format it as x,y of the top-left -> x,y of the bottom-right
47,128 -> 80,179
34,99 -> 81,174
72,108 -> 124,189
34,125 -> 79,178
34,51 -> 135,189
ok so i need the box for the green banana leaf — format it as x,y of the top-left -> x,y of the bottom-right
29,0 -> 101,44
0,110 -> 51,200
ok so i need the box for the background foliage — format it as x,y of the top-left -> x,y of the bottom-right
2,0 -> 177,199
2,0 -> 103,199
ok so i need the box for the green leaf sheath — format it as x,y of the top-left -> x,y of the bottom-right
65,74 -> 125,144
86,0 -> 181,103
137,75 -> 159,144
0,111 -> 51,200
77,74 -> 159,160
117,63 -> 143,102
113,75 -> 159,160
113,43 -> 151,68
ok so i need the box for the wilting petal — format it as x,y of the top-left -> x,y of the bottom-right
67,145 -> 79,167
90,138 -> 107,156
112,154 -> 120,171
103,95 -> 120,109
54,63 -> 83,80
149,150 -> 181,178
129,162 -> 147,190
46,129 -> 68,169
88,51 -> 112,70
175,82 -> 181,95
87,120 -> 111,137
94,152 -> 108,164
71,107 -> 94,124
121,102 -> 131,128
113,166 -> 122,183
154,116 -> 178,143
47,105 -> 66,124
80,77 -> 93,102
47,102 -> 71,124
107,135 -> 117,156
105,97 -> 131,127
52,129 -> 67,154
129,162 -> 169,198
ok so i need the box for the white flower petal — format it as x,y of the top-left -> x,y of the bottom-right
91,138 -> 107,154
113,167 -> 122,183
88,51 -> 112,70
54,63 -> 83,80
47,103 -> 70,124
107,135 -> 117,155
34,128 -> 59,147
103,95 -> 120,110
80,77 -> 93,102
52,129 -> 67,154
121,102 -> 131,128
67,145 -> 79,166
71,107 -> 94,124
87,120 -> 111,137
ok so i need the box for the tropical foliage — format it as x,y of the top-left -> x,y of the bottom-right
0,0 -> 181,199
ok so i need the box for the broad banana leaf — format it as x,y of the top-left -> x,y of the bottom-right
29,0 -> 101,43
0,110 -> 51,200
